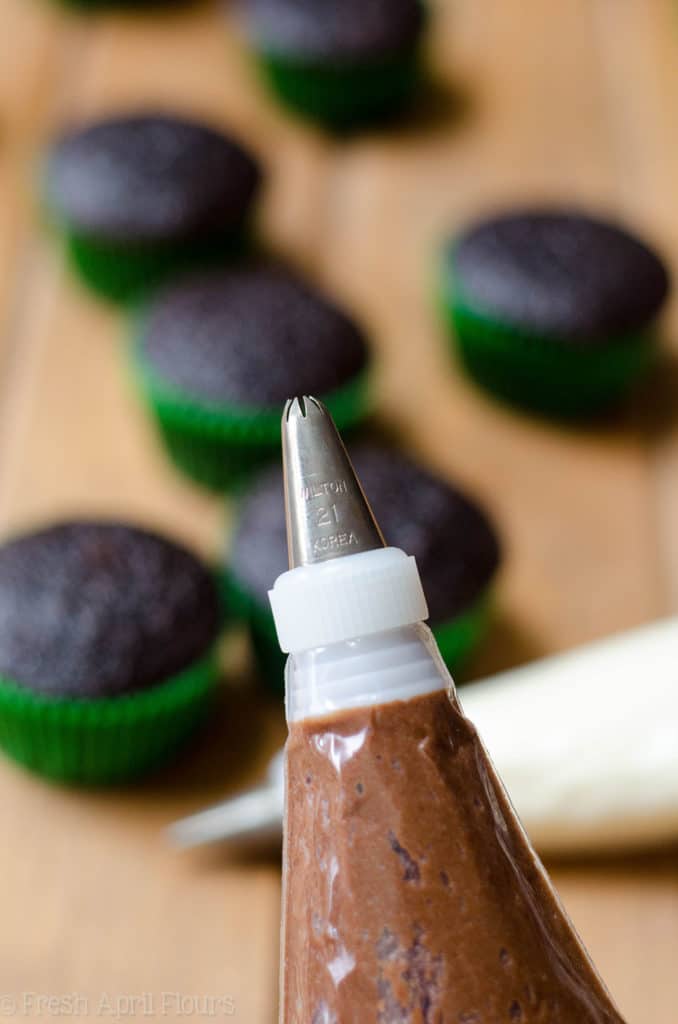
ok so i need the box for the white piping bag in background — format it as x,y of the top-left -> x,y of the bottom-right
169,616 -> 678,858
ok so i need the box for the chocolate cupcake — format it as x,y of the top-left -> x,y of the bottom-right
44,113 -> 261,303
223,444 -> 501,691
440,209 -> 670,417
240,0 -> 426,128
133,265 -> 371,491
0,521 -> 221,784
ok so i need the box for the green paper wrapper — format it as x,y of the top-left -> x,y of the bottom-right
257,45 -> 421,129
0,651 -> 218,785
431,595 -> 491,671
442,294 -> 656,419
223,570 -> 492,695
64,224 -> 249,305
132,337 -> 371,492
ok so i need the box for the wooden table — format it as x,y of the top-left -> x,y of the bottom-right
0,0 -> 676,1019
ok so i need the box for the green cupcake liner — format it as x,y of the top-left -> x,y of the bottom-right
442,293 -> 656,419
0,651 -> 218,785
431,595 -> 491,671
256,45 -> 421,129
63,222 -> 250,305
132,336 -> 371,491
222,569 -> 492,695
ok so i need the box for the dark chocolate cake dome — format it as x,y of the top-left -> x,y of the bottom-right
241,0 -> 424,61
0,521 -> 220,698
140,266 -> 369,407
450,209 -> 669,342
47,113 -> 261,244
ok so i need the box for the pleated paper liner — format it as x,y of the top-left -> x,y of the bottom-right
222,569 -> 493,695
64,222 -> 250,305
254,0 -> 427,129
444,300 -> 656,419
257,47 -> 422,130
432,596 -> 491,672
132,339 -> 372,492
0,651 -> 218,785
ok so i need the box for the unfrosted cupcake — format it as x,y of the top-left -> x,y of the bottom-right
224,444 -> 501,691
44,113 -> 261,303
0,521 -> 221,784
240,0 -> 426,128
441,209 -> 670,418
133,265 -> 371,491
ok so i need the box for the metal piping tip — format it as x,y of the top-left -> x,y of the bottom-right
282,396 -> 385,569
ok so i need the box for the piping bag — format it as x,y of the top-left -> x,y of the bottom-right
268,397 -> 626,1021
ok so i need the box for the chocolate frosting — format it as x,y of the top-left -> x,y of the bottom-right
450,209 -> 669,342
140,266 -> 369,407
230,444 -> 500,622
47,113 -> 261,244
0,522 -> 220,698
240,0 -> 424,61
283,688 -> 627,1022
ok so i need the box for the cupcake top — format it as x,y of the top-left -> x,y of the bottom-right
449,209 -> 670,343
229,444 -> 500,624
46,113 -> 261,245
240,0 -> 424,61
139,266 -> 369,408
0,521 -> 220,698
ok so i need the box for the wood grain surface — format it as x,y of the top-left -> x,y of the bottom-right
0,0 -> 676,1021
